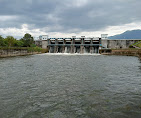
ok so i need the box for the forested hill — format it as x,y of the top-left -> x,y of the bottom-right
108,30 -> 141,39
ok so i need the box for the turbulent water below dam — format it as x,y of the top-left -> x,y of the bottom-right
0,54 -> 141,118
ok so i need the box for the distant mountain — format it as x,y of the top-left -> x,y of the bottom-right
108,30 -> 141,39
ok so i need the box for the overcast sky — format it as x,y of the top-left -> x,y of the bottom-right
0,0 -> 141,38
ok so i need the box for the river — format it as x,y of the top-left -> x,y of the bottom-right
0,54 -> 141,118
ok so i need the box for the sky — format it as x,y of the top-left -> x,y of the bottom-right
0,0 -> 141,39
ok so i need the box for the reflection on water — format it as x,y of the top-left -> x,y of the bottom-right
0,54 -> 141,118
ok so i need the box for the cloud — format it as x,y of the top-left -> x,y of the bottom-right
1,22 -> 141,39
0,24 -> 46,38
0,15 -> 18,21
0,0 -> 141,38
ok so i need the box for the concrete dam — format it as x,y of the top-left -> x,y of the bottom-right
35,35 -> 141,53
37,36 -> 102,54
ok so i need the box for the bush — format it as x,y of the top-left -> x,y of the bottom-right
27,46 -> 43,52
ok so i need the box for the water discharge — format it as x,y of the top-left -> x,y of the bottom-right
0,54 -> 141,118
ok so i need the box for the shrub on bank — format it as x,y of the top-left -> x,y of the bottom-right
27,46 -> 43,52
27,47 -> 48,53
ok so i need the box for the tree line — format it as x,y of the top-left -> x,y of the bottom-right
0,33 -> 35,47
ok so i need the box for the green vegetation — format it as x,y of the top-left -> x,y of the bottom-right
135,41 -> 141,48
0,46 -> 45,52
129,40 -> 141,48
0,33 -> 46,53
27,47 -> 42,52
0,33 -> 34,48
20,33 -> 34,47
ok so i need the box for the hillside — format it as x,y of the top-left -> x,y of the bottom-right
108,30 -> 141,39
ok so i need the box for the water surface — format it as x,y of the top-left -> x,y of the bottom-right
0,54 -> 141,118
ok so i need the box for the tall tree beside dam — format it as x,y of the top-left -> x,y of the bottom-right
20,33 -> 34,47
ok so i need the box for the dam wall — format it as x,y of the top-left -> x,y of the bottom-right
35,36 -> 101,54
101,39 -> 141,49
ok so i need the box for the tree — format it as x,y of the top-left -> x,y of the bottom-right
4,36 -> 16,47
14,40 -> 24,47
0,35 -> 5,46
20,33 -> 34,47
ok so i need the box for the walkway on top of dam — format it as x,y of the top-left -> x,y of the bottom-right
47,37 -> 101,46
47,44 -> 102,46
48,37 -> 100,40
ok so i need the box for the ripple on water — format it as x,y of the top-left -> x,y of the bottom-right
0,55 -> 141,118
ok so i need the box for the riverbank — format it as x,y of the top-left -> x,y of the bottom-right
0,47 -> 47,58
100,49 -> 141,59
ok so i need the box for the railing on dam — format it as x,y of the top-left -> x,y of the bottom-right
48,44 -> 101,46
48,38 -> 100,40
